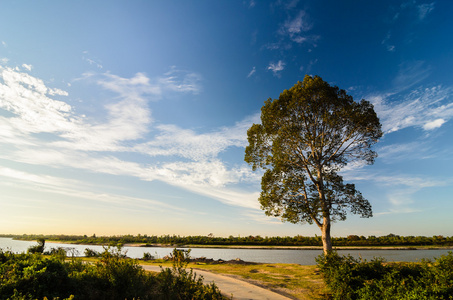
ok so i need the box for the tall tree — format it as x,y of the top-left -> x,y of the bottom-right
245,75 -> 382,254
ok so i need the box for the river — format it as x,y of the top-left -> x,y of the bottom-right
0,237 -> 451,265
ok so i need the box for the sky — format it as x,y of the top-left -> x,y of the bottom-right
1,1 -> 453,238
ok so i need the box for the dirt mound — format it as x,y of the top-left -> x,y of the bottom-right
190,257 -> 258,265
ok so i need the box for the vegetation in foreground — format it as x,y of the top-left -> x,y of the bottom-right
316,251 -> 453,299
0,247 -> 225,300
3,238 -> 453,300
4,233 -> 453,248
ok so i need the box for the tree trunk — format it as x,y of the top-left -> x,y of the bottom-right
321,217 -> 332,254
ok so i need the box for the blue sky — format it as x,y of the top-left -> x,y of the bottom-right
1,1 -> 453,237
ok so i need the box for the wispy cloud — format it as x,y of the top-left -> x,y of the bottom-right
279,10 -> 319,46
381,32 -> 395,52
268,60 -> 285,76
377,141 -> 435,162
247,66 -> 256,78
241,210 -> 283,225
369,84 -> 452,133
134,115 -> 257,161
0,167 -> 183,213
417,2 -> 435,20
344,169 -> 450,215
382,2 -> 435,52
82,51 -> 103,69
21,64 -> 32,71
0,62 -> 260,212
392,61 -> 431,92
282,10 -> 312,35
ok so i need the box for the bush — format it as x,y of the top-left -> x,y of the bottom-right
27,238 -> 46,254
316,251 -> 453,300
142,252 -> 154,260
0,248 -> 227,300
156,249 -> 225,300
84,248 -> 100,257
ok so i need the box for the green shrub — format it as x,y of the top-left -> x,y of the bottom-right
142,252 -> 154,260
317,251 -> 453,300
156,249 -> 225,299
83,248 -> 100,257
0,248 -> 227,300
27,238 -> 46,254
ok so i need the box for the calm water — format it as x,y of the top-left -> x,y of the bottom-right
0,237 -> 451,265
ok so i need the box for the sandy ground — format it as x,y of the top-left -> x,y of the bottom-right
141,265 -> 292,300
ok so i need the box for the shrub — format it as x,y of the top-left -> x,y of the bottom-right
84,248 -> 100,257
0,248 -> 227,299
156,249 -> 225,299
27,238 -> 46,254
143,252 -> 154,260
317,251 -> 453,300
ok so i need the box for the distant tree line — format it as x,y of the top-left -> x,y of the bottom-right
2,233 -> 453,247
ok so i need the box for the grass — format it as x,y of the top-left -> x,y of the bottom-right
142,260 -> 327,300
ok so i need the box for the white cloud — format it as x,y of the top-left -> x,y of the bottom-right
278,10 -> 319,45
423,118 -> 445,130
0,66 -> 76,135
268,60 -> 285,76
0,63 -> 261,212
161,67 -> 202,94
247,66 -> 256,78
22,64 -> 32,71
368,85 -> 453,133
135,114 -> 258,161
283,10 -> 312,34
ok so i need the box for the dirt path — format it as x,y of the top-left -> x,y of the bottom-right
142,265 -> 292,300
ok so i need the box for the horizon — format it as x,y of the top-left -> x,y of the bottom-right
1,233 -> 451,239
1,1 -> 453,238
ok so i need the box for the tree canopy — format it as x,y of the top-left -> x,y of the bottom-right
245,75 -> 382,253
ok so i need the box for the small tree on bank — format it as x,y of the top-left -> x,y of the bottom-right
245,75 -> 382,254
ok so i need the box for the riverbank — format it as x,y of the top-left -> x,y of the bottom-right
2,237 -> 452,265
125,243 -> 453,251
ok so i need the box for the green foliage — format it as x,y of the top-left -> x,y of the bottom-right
0,248 -> 227,300
156,249 -> 225,299
244,75 -> 382,253
0,250 -> 73,300
142,252 -> 154,261
317,251 -> 453,299
27,238 -> 46,254
84,248 -> 100,257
